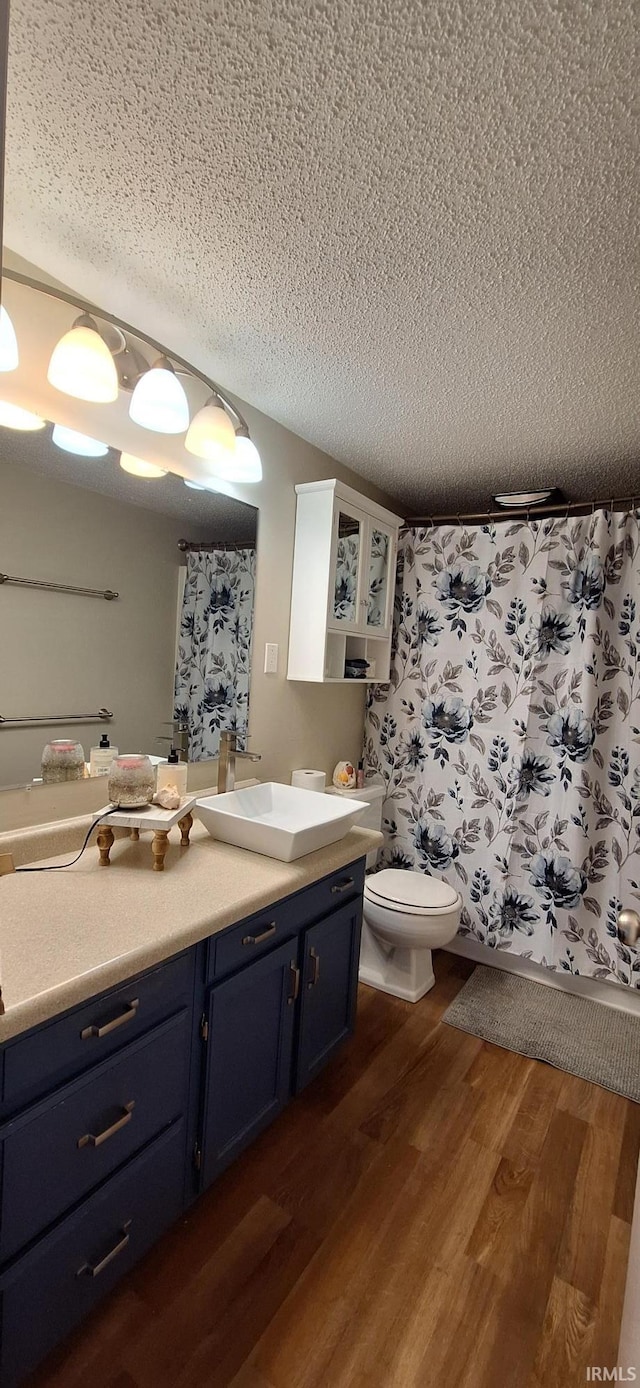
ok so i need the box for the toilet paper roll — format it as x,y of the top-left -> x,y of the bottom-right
291,769 -> 326,793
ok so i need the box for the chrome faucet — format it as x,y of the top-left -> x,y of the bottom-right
157,720 -> 190,763
217,730 -> 262,794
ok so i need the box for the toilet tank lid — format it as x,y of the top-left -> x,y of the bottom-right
365,869 -> 459,910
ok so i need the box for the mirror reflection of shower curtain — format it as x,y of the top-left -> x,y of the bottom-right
364,508 -> 640,991
173,548 -> 256,760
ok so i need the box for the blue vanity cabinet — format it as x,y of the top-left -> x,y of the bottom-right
198,939 -> 299,1188
0,950 -> 197,1387
0,1121 -> 185,1387
294,898 -> 362,1092
0,857 -> 367,1384
197,865 -> 365,1190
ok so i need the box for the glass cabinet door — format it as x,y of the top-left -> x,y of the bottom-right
364,523 -> 394,634
331,508 -> 364,628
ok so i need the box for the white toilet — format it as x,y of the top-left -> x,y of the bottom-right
360,868 -> 463,1002
326,776 -> 463,1003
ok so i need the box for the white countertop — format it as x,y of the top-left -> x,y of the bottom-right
0,821 -> 381,1043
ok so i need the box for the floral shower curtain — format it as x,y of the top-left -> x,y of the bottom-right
364,508 -> 640,991
174,547 -> 255,760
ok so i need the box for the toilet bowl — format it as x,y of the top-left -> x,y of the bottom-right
360,868 -> 462,1003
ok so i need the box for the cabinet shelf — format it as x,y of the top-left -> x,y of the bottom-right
287,479 -> 403,684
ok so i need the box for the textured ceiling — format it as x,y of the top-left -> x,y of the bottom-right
0,428 -> 258,541
4,0 -> 640,511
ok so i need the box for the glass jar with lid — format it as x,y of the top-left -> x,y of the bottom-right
41,740 -> 85,783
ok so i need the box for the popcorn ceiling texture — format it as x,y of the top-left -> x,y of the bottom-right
5,0 -> 640,510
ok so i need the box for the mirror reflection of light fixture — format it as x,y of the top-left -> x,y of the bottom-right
185,392 -> 236,461
0,400 -> 46,430
52,424 -> 109,457
47,313 -> 119,403
129,355 -> 190,434
0,306 -> 19,371
120,452 -> 168,478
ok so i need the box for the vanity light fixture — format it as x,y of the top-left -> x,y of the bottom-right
52,424 -> 109,458
0,305 -> 19,371
208,425 -> 262,483
184,392 -> 236,462
119,452 -> 168,479
2,267 -> 265,484
0,400 -> 46,430
129,355 -> 190,434
47,313 -> 119,403
233,430 -> 263,483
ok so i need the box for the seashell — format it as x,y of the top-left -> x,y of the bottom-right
154,784 -> 181,809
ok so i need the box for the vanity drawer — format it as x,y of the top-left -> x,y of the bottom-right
0,1009 -> 189,1261
3,949 -> 194,1109
0,1119 -> 185,1388
294,859 -> 366,924
209,860 -> 367,982
212,899 -> 301,979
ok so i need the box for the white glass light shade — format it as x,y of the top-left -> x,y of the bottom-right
185,398 -> 236,461
0,401 -> 46,431
210,433 -> 262,483
47,316 -> 118,403
129,357 -> 189,434
52,424 -> 108,457
184,479 -> 206,490
0,306 -> 19,371
120,452 -> 167,479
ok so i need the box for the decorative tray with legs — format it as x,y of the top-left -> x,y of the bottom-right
95,797 -> 198,872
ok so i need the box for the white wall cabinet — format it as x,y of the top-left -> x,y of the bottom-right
287,480 -> 403,683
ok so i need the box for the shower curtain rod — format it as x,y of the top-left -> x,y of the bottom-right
177,539 -> 255,552
405,493 -> 640,527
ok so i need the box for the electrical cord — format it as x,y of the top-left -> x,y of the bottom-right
15,808 -> 119,873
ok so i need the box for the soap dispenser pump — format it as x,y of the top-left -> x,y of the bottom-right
89,733 -> 118,777
157,747 -> 188,798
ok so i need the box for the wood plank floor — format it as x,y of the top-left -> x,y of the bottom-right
29,954 -> 640,1388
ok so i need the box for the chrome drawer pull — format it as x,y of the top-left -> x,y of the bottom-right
331,877 -> 354,894
288,960 -> 300,1005
242,922 -> 277,946
77,1100 -> 135,1149
81,998 -> 140,1040
76,1221 -> 132,1278
308,947 -> 320,989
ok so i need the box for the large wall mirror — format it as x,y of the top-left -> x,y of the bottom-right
0,274 -> 259,791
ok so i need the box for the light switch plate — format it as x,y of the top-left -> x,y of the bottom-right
264,642 -> 279,674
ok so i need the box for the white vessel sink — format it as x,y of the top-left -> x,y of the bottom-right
196,782 -> 369,861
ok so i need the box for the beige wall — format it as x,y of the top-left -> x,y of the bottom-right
225,396 -> 402,786
0,258 -> 403,832
0,458 -> 187,791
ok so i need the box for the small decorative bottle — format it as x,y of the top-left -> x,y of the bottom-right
89,734 -> 118,777
156,748 -> 188,799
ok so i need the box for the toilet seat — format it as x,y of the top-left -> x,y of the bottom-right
364,869 -> 461,916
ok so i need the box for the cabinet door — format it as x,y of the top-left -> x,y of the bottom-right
199,940 -> 298,1188
329,502 -> 367,632
294,902 -> 362,1093
364,519 -> 396,638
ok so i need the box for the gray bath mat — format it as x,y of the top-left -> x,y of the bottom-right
443,965 -> 640,1102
